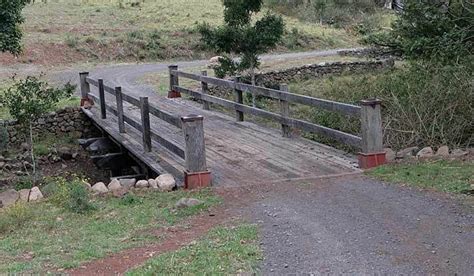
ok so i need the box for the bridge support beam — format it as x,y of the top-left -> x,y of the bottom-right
181,115 -> 211,189
79,72 -> 92,107
359,99 -> 386,169
168,65 -> 181,98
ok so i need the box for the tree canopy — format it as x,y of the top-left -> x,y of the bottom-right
0,0 -> 29,55
199,0 -> 285,79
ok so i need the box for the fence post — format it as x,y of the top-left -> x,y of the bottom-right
79,72 -> 90,106
115,87 -> 125,133
168,65 -> 181,98
233,77 -> 244,122
359,99 -> 385,169
98,79 -> 107,119
140,97 -> 152,152
201,70 -> 210,111
181,115 -> 211,189
279,84 -> 291,138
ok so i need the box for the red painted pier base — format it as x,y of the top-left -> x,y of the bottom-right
168,90 -> 181,98
358,152 -> 386,169
184,171 -> 212,189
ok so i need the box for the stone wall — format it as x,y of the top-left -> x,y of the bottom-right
252,59 -> 394,88
1,107 -> 95,145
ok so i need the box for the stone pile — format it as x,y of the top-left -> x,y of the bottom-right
0,187 -> 44,208
91,173 -> 177,196
384,146 -> 471,162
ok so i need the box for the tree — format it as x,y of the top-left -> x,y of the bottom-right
199,0 -> 285,105
1,76 -> 74,182
366,0 -> 473,64
0,0 -> 29,55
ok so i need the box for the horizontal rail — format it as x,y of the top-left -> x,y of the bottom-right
170,70 -> 361,116
173,86 -> 362,148
88,93 -> 185,158
86,77 -> 182,128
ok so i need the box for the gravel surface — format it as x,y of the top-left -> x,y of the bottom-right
251,175 -> 474,275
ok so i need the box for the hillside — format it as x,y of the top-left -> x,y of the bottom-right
0,0 -> 360,66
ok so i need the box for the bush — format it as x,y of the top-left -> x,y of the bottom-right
49,177 -> 96,214
0,202 -> 33,234
292,62 -> 474,150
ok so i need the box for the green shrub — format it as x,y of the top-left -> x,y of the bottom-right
49,177 -> 96,214
0,202 -> 33,234
291,62 -> 474,150
14,176 -> 34,190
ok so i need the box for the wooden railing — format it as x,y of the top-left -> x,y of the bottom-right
168,65 -> 383,156
79,72 -> 208,176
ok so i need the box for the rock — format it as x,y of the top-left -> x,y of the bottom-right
0,189 -> 19,208
58,146 -> 73,160
435,145 -> 450,157
396,146 -> 419,159
92,182 -> 108,194
119,178 -> 136,190
18,189 -> 30,202
148,179 -> 158,189
156,174 -> 176,192
384,148 -> 396,162
107,179 -> 122,191
28,187 -> 44,201
416,147 -> 434,159
175,198 -> 203,208
0,162 -> 5,169
135,180 -> 149,188
451,149 -> 468,158
20,142 -> 30,151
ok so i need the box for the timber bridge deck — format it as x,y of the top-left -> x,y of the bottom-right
79,66 -> 385,188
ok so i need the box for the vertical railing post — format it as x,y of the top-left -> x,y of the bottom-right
233,77 -> 244,122
181,115 -> 211,189
98,79 -> 107,119
201,70 -> 210,111
115,87 -> 125,133
168,65 -> 181,98
140,97 -> 152,152
279,84 -> 291,138
359,99 -> 385,169
79,72 -> 90,106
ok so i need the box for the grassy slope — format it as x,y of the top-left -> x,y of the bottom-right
2,0 -> 359,65
128,224 -> 261,275
0,189 -> 219,273
368,160 -> 474,194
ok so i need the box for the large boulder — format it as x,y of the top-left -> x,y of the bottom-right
416,147 -> 434,159
58,146 -> 73,160
119,178 -> 136,190
29,187 -> 44,201
148,179 -> 158,189
0,189 -> 19,208
396,146 -> 419,159
135,180 -> 149,188
107,179 -> 122,191
384,148 -> 396,162
156,174 -> 176,192
451,149 -> 468,158
18,189 -> 31,202
435,145 -> 450,157
92,182 -> 108,194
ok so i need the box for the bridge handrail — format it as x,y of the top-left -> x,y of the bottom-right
168,65 -> 384,158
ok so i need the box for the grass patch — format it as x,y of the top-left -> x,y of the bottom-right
14,0 -> 359,65
0,188 -> 220,273
368,160 -> 474,194
128,223 -> 261,275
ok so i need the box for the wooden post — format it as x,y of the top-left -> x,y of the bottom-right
168,65 -> 181,98
359,99 -> 385,169
279,84 -> 291,138
140,97 -> 152,152
181,115 -> 211,189
115,87 -> 125,133
98,79 -> 106,119
79,72 -> 90,106
201,70 -> 210,110
234,77 -> 244,122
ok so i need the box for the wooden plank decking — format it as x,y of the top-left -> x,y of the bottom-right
84,88 -> 360,187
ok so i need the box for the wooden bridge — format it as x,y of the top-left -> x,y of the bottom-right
79,66 -> 385,188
